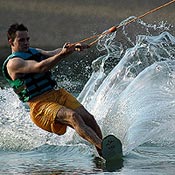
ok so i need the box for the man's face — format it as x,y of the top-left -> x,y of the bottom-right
11,31 -> 30,52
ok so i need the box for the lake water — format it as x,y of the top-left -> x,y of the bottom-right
1,16 -> 175,174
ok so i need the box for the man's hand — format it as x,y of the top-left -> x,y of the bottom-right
60,43 -> 74,55
61,42 -> 90,55
74,43 -> 90,51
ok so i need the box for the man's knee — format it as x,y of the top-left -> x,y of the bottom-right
56,107 -> 78,123
68,111 -> 83,127
70,111 -> 77,121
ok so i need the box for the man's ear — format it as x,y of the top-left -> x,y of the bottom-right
8,39 -> 14,46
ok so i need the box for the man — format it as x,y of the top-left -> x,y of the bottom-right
2,23 -> 102,155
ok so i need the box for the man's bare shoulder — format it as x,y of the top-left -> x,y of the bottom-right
7,57 -> 25,70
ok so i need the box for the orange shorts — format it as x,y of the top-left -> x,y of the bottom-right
28,88 -> 82,135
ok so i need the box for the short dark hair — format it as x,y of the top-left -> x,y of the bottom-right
7,23 -> 28,41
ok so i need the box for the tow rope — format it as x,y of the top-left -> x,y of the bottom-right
74,0 -> 175,47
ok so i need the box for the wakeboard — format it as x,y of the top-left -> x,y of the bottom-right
102,135 -> 123,171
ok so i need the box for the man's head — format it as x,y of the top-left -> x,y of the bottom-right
7,23 -> 30,52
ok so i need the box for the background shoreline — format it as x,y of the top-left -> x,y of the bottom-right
0,0 -> 174,74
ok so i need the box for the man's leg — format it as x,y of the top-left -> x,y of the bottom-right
56,106 -> 102,149
75,106 -> 102,140
75,106 -> 103,156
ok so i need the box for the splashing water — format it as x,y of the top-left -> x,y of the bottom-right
78,18 -> 175,155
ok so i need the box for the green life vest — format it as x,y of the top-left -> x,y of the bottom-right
2,48 -> 56,102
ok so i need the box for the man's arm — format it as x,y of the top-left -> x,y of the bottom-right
36,48 -> 62,57
36,43 -> 90,57
7,43 -> 89,80
7,43 -> 76,80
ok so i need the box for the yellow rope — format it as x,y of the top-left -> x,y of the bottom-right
74,0 -> 175,47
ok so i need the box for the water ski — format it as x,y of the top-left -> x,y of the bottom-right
102,135 -> 123,171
